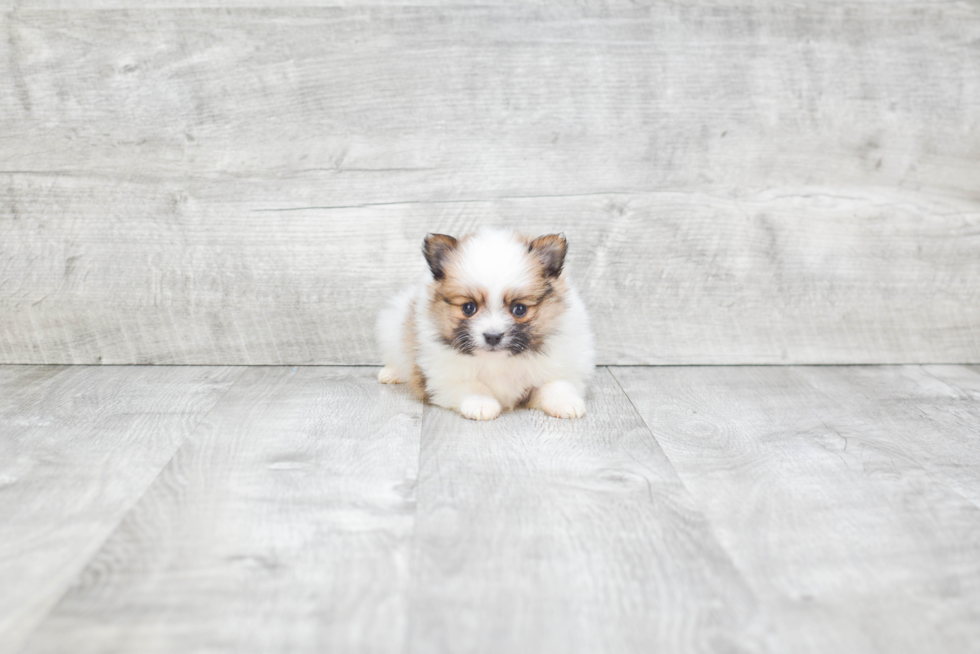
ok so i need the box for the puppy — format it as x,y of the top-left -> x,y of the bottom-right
376,228 -> 595,420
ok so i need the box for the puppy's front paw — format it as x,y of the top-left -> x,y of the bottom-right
535,381 -> 587,419
378,366 -> 402,384
459,395 -> 502,421
540,396 -> 586,419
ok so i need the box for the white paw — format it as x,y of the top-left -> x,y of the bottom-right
535,381 -> 587,419
539,396 -> 587,419
459,395 -> 502,421
378,366 -> 402,384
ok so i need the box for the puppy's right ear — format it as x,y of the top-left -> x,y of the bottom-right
423,233 -> 459,281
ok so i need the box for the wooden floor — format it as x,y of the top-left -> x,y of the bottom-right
2,365 -> 978,653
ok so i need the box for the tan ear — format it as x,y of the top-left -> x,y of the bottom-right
423,233 -> 459,281
528,233 -> 567,278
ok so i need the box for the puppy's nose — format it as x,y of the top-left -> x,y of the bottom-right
483,332 -> 503,347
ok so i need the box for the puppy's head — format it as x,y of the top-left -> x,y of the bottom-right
423,229 -> 569,357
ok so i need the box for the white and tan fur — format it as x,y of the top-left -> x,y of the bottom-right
377,228 -> 595,420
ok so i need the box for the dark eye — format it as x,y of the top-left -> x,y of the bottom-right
511,303 -> 527,317
462,302 -> 477,317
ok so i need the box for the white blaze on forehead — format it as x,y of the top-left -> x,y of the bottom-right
457,229 -> 533,306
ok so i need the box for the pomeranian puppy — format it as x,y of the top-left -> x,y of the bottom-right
377,228 -> 595,420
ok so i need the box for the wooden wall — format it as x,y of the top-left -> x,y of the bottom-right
2,3 -> 978,365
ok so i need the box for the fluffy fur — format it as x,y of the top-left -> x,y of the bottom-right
376,228 -> 595,421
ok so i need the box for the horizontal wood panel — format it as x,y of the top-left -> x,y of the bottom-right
2,5 -> 979,364
4,6 -> 977,192
2,180 -> 978,364
3,0 -> 961,6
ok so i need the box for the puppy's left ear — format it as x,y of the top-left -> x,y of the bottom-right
529,233 -> 567,278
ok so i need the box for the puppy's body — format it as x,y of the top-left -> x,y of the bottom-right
377,229 -> 594,420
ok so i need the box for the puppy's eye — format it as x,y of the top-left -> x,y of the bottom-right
511,303 -> 527,317
462,302 -> 477,317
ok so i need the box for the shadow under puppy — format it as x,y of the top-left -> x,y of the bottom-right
377,228 -> 595,420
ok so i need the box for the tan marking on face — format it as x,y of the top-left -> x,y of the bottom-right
529,275 -> 568,336
502,244 -> 570,353
426,253 -> 489,354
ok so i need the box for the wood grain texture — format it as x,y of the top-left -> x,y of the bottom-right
8,363 -> 980,652
0,364 -> 240,654
3,182 -> 978,365
407,367 -> 767,654
800,364 -> 980,510
3,0 -> 967,6
19,367 -> 423,654
611,365 -> 980,654
2,5 -> 979,365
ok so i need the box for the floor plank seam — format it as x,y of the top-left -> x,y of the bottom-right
605,366 -> 693,494
605,365 -> 776,614
399,401 -> 428,654
10,366 -> 249,654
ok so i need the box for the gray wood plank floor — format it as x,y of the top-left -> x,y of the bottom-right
0,365 -> 241,654
3,364 -> 979,653
611,365 -> 980,653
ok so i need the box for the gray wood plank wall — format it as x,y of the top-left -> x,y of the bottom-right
2,4 -> 978,365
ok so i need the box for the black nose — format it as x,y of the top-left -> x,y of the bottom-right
483,332 -> 503,347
